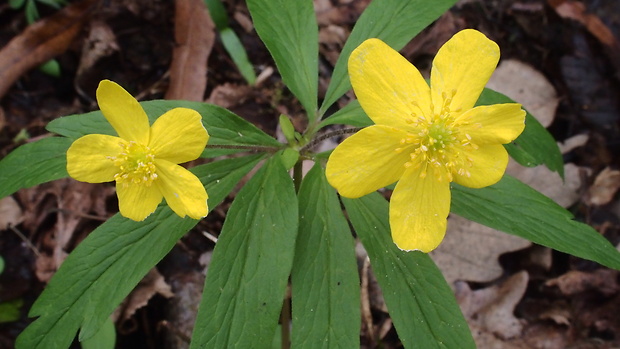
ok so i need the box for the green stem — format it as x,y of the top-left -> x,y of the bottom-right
205,144 -> 282,152
299,127 -> 362,154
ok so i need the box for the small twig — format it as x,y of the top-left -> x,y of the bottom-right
9,225 -> 41,258
299,127 -> 362,153
201,230 -> 218,243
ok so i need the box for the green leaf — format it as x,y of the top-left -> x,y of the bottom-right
0,137 -> 71,199
320,0 -> 458,114
291,164 -> 360,348
9,0 -> 26,9
220,28 -> 257,84
0,299 -> 23,323
343,193 -> 475,349
80,317 -> 115,349
46,100 -> 281,157
451,175 -> 620,270
477,88 -> 563,177
16,155 -> 263,349
246,0 -> 318,118
190,157 -> 298,348
318,99 -> 372,129
38,59 -> 61,77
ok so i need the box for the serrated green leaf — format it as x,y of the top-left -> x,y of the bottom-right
320,0 -> 458,114
80,317 -> 115,349
0,137 -> 71,199
291,164 -> 360,348
16,155 -> 263,349
190,157 -> 298,348
318,99 -> 372,129
343,193 -> 475,349
46,100 -> 281,157
477,88 -> 563,177
451,175 -> 620,270
246,0 -> 318,119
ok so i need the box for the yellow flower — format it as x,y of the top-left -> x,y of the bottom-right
326,30 -> 526,252
67,80 -> 209,221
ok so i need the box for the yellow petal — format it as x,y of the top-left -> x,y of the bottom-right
456,104 -> 525,145
149,108 -> 209,164
430,29 -> 499,115
116,182 -> 163,221
348,38 -> 431,129
390,164 -> 451,252
154,160 -> 208,219
326,125 -> 412,198
96,80 -> 150,144
453,144 -> 508,188
67,134 -> 124,183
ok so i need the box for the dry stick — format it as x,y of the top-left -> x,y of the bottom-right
9,225 -> 41,257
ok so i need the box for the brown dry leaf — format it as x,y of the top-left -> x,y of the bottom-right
165,0 -> 215,101
115,268 -> 174,323
586,167 -> 620,206
431,215 -> 531,285
550,0 -> 620,48
75,20 -> 119,97
487,59 -> 558,128
17,179 -> 112,282
0,0 -> 96,99
456,271 -> 529,341
206,83 -> 253,109
546,269 -> 619,296
0,196 -> 23,230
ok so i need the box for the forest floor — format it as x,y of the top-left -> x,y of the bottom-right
1,0 -> 620,348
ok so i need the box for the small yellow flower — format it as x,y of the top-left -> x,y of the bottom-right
67,80 -> 209,221
326,30 -> 526,252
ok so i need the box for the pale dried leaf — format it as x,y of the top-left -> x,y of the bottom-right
586,167 -> 620,206
507,161 -> 583,208
0,196 -> 23,230
456,271 -> 529,340
165,0 -> 215,101
558,133 -> 589,154
487,59 -> 558,128
431,215 -> 531,285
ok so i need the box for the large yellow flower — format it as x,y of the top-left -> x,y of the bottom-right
67,80 -> 209,221
326,30 -> 526,252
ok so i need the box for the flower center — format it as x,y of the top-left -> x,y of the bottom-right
109,141 -> 158,186
397,91 -> 479,182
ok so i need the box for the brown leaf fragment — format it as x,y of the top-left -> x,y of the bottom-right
0,196 -> 23,230
586,167 -> 620,206
0,0 -> 96,99
165,0 -> 215,101
546,269 -> 619,296
456,271 -> 529,340
115,268 -> 174,323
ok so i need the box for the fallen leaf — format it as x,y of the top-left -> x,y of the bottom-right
115,268 -> 174,323
206,83 -> 252,109
0,0 -> 96,99
165,0 -> 215,101
487,59 -> 558,128
0,196 -> 23,230
546,269 -> 619,296
456,271 -> 529,340
507,161 -> 583,209
586,167 -> 620,206
431,215 -> 531,285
